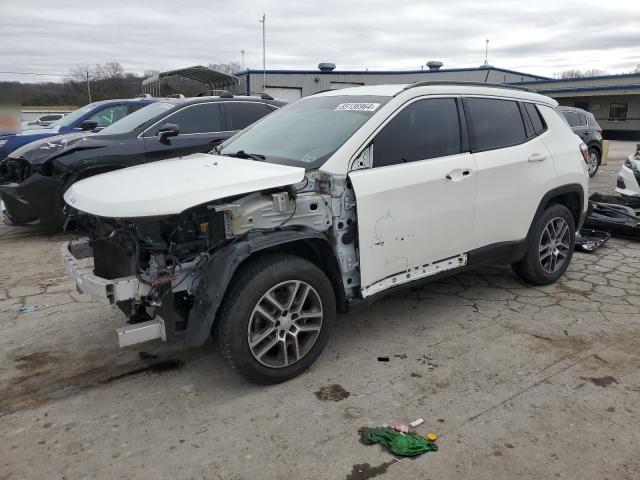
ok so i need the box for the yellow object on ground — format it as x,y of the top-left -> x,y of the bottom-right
602,140 -> 609,165
427,433 -> 437,441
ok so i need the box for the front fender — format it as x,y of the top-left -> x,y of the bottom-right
184,229 -> 330,347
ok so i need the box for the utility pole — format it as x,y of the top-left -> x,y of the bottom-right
259,13 -> 266,91
241,49 -> 246,70
86,70 -> 92,103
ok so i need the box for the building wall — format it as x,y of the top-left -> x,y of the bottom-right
238,67 -> 544,98
555,94 -> 640,132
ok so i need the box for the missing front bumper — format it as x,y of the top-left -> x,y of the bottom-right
62,240 -> 151,304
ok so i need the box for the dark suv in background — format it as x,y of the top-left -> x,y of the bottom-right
559,106 -> 603,177
0,94 -> 284,227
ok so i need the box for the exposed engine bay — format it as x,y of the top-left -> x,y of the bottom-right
71,171 -> 361,346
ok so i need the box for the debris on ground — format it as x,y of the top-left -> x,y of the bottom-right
584,193 -> 640,239
359,426 -> 438,457
392,421 -> 409,433
377,356 -> 390,362
426,433 -> 438,441
18,305 -> 39,312
574,228 -> 611,253
408,418 -> 424,428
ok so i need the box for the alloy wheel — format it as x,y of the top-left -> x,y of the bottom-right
247,280 -> 323,368
539,217 -> 571,273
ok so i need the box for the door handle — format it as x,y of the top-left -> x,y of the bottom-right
528,153 -> 547,162
446,168 -> 473,181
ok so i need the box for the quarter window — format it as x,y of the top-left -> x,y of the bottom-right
372,98 -> 461,168
147,103 -> 223,136
523,103 -> 546,135
465,98 -> 527,151
226,102 -> 274,130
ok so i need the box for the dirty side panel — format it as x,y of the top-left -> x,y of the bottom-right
348,153 -> 477,294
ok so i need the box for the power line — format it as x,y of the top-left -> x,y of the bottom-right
0,70 -> 70,77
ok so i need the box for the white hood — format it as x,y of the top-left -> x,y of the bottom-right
64,153 -> 305,218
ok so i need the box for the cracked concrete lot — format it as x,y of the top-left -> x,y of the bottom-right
1,141 -> 639,480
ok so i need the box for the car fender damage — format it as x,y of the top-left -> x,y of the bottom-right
64,169 -> 363,347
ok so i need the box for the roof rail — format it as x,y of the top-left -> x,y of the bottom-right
401,81 -> 534,93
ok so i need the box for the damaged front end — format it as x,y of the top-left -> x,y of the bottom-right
63,171 -> 361,348
0,157 -> 68,225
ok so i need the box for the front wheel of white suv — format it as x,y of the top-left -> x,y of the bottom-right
512,204 -> 576,285
217,253 -> 336,384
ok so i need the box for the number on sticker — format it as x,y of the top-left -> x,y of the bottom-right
334,103 -> 380,112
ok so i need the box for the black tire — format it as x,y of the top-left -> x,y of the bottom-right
217,253 -> 335,384
512,204 -> 575,285
587,147 -> 600,177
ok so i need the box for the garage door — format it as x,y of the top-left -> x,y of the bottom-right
264,87 -> 302,103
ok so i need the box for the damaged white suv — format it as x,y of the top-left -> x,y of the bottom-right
62,82 -> 589,383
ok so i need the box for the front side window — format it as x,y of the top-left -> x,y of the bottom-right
372,98 -> 461,168
226,102 -> 274,130
466,98 -> 527,151
99,102 -> 174,135
49,104 -> 95,128
220,95 -> 390,169
609,103 -> 629,121
146,103 -> 223,136
88,105 -> 130,128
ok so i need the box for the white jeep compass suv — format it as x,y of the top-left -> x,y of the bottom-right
62,82 -> 589,383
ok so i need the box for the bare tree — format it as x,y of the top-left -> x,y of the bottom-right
554,68 -> 608,79
95,62 -> 124,80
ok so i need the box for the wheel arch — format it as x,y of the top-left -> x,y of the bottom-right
527,184 -> 585,241
184,229 -> 345,347
587,141 -> 602,156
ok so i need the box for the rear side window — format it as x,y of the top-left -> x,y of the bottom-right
226,102 -> 274,130
373,98 -> 461,168
465,98 -> 526,151
523,103 -> 546,135
562,110 -> 581,127
147,103 -> 223,135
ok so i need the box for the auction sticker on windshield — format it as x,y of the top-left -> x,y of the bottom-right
334,103 -> 380,112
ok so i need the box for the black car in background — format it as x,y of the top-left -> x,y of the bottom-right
0,94 -> 284,227
559,106 -> 603,177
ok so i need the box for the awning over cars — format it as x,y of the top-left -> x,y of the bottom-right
142,65 -> 239,96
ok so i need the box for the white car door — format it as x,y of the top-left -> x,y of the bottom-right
464,97 -> 557,250
349,97 -> 477,297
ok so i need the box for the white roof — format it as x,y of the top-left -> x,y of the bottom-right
314,83 -> 557,106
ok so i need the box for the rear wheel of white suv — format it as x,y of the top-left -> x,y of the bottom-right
512,204 -> 575,285
217,253 -> 335,384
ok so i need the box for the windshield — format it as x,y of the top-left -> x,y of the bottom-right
49,104 -> 96,128
220,95 -> 390,169
98,102 -> 174,135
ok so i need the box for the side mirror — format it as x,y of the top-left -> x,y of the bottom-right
80,120 -> 98,131
158,123 -> 179,144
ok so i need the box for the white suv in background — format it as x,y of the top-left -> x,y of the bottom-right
62,82 -> 589,383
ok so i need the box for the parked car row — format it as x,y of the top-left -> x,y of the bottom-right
57,82 -> 589,384
0,94 -> 283,226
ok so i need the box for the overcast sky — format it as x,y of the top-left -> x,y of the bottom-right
1,0 -> 639,83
